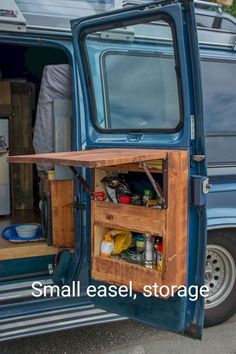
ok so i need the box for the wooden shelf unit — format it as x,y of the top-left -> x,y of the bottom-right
91,150 -> 189,295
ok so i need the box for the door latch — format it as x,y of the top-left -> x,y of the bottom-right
202,178 -> 212,195
191,176 -> 211,206
74,196 -> 86,210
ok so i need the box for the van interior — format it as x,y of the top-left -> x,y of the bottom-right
0,43 -> 74,285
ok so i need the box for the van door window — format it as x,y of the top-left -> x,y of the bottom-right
101,52 -> 180,130
201,58 -> 236,165
201,59 -> 236,133
85,20 -> 182,132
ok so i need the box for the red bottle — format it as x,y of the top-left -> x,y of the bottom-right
156,242 -> 163,271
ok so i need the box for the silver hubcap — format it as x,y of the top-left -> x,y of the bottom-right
205,244 -> 236,309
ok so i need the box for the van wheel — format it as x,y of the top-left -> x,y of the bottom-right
204,230 -> 236,327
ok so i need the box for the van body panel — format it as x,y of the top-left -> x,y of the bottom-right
70,0 -> 207,337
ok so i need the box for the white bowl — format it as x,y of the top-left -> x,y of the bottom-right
15,224 -> 38,239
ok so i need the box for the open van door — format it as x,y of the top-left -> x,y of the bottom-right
70,0 -> 207,339
9,0 -> 207,340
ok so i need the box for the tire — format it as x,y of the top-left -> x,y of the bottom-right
204,229 -> 236,327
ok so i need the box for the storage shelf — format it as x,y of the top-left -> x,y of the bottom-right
92,255 -> 163,294
91,150 -> 189,295
0,237 -> 58,261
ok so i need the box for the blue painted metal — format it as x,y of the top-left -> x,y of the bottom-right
191,175 -> 208,206
71,0 -> 207,337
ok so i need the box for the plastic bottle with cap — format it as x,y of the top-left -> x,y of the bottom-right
100,232 -> 114,258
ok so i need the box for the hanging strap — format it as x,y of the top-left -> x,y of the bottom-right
69,166 -> 94,197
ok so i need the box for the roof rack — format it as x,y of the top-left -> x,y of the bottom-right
194,0 -> 223,13
194,0 -> 222,9
123,0 -> 223,11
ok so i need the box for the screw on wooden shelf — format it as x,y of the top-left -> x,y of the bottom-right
105,213 -> 113,221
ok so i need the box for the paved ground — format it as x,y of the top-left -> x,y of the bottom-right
0,315 -> 235,354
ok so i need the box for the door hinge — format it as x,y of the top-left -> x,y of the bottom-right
192,155 -> 205,162
100,28 -> 134,42
74,197 -> 86,210
48,264 -> 54,275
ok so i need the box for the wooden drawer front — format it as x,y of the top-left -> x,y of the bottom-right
92,201 -> 165,235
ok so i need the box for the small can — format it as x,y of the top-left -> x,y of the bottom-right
146,199 -> 158,208
135,234 -> 145,252
94,191 -> 106,201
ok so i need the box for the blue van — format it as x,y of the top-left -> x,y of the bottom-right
0,0 -> 235,342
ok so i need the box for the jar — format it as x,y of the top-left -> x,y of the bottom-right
135,234 -> 145,252
131,195 -> 142,206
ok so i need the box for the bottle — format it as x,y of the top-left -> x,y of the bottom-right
100,233 -> 114,258
144,234 -> 154,268
143,189 -> 153,206
156,241 -> 163,271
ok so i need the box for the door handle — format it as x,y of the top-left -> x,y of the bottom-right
191,176 -> 210,206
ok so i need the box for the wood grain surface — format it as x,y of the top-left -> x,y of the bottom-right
10,148 -> 33,211
50,180 -> 74,247
0,237 -> 57,260
11,83 -> 33,150
163,151 -> 188,286
92,256 -> 163,295
92,201 -> 165,235
8,149 -> 169,168
0,81 -> 11,106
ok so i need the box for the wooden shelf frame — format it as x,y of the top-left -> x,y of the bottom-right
91,150 -> 189,295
